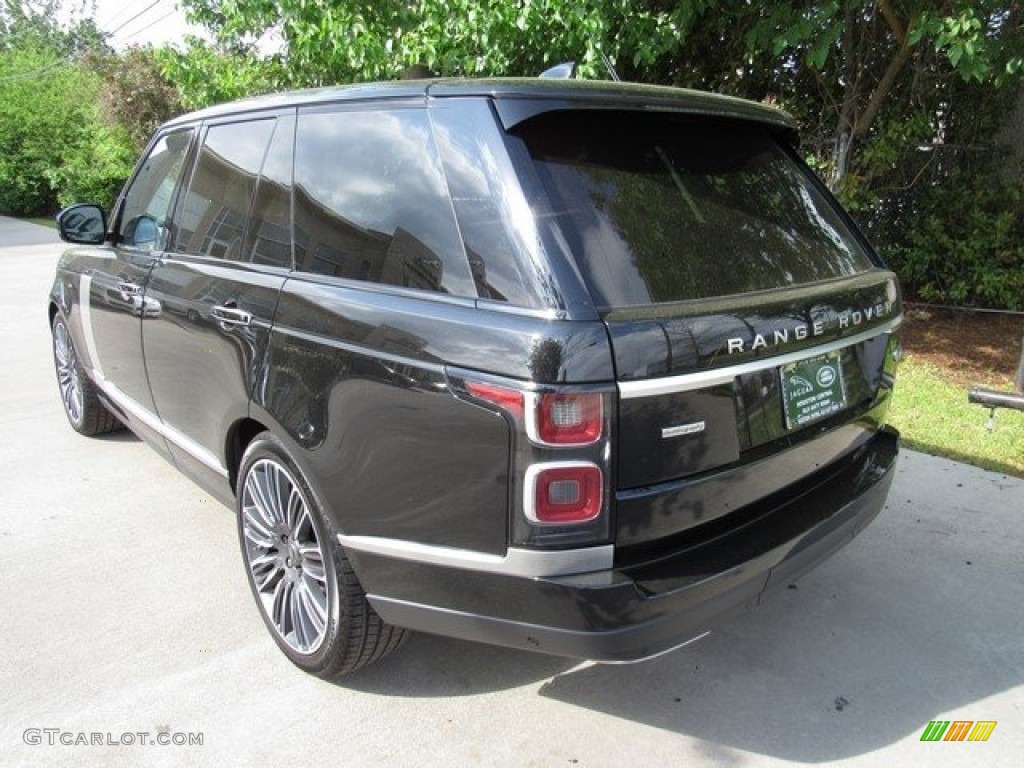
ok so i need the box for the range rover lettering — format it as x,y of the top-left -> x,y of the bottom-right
49,78 -> 902,678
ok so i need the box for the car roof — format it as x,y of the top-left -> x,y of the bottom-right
163,77 -> 796,135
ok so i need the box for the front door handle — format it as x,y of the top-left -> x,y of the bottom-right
211,305 -> 252,327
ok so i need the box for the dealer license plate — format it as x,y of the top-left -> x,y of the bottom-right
780,351 -> 847,429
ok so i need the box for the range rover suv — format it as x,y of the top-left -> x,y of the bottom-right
49,78 -> 901,678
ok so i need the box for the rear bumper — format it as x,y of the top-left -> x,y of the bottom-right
351,426 -> 898,662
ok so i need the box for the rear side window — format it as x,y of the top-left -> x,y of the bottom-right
517,111 -> 875,308
292,107 -> 475,297
175,119 -> 276,260
430,100 -> 547,307
243,115 -> 295,269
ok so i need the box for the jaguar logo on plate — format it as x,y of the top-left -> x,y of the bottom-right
781,352 -> 847,429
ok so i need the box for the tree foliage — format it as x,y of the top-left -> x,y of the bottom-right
0,3 -> 104,213
0,2 -> 182,214
2,1 -> 1021,308
886,175 -> 1024,309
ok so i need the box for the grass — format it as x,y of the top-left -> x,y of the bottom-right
888,356 -> 1024,477
27,216 -> 57,229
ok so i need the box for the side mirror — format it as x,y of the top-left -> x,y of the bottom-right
57,204 -> 107,245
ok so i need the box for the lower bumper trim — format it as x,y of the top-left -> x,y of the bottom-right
362,428 -> 898,663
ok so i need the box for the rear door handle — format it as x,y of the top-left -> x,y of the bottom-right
211,305 -> 252,327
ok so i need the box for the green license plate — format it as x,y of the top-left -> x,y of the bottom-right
780,351 -> 847,429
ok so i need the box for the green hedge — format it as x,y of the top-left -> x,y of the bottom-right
882,176 -> 1024,311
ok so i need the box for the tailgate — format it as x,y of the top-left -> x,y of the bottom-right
607,271 -> 901,541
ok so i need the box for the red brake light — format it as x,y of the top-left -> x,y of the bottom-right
531,392 -> 602,445
465,380 -> 524,418
526,463 -> 602,524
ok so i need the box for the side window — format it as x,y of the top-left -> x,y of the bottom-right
175,119 -> 276,260
243,114 -> 294,268
431,101 -> 544,307
293,107 -> 475,297
118,129 -> 193,250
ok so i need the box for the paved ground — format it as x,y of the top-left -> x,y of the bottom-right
1,215 -> 1021,767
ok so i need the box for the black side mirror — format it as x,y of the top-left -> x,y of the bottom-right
57,203 -> 107,245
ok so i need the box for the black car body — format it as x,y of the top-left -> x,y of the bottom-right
48,78 -> 902,677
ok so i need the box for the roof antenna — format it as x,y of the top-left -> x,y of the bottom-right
600,51 -> 621,81
539,61 -> 576,79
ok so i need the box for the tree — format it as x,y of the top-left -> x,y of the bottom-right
171,1 -> 1022,184
171,1 -> 732,88
0,2 -> 180,214
36,0 -> 1004,308
0,3 -> 105,213
743,1 -> 1024,190
83,46 -> 183,151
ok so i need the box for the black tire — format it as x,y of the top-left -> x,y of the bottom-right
236,432 -> 406,678
51,311 -> 122,436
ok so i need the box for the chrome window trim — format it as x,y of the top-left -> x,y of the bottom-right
337,534 -> 613,578
618,317 -> 902,399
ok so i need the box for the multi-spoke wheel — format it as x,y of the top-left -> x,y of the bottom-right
237,433 -> 406,678
241,458 -> 329,654
51,311 -> 121,435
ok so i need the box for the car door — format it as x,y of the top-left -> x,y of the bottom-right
79,128 -> 195,452
141,113 -> 294,497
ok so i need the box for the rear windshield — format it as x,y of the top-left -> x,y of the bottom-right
515,111 -> 875,308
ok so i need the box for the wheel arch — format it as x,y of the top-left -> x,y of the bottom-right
226,417 -> 271,494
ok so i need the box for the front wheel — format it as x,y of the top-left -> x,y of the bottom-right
236,432 -> 406,678
51,311 -> 121,435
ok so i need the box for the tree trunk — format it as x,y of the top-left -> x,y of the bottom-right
829,0 -> 915,191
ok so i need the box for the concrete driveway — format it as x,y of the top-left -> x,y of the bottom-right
1,215 -> 1021,767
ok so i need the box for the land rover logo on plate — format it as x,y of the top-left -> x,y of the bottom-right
781,351 -> 847,429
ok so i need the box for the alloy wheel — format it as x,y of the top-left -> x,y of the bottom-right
53,319 -> 84,426
240,458 -> 329,654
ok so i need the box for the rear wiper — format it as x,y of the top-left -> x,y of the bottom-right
654,145 -> 706,224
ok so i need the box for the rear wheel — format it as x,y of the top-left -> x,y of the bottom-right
237,432 -> 406,678
51,311 -> 121,435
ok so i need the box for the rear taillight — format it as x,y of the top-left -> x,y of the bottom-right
527,392 -> 603,445
458,374 -> 612,545
526,463 -> 602,524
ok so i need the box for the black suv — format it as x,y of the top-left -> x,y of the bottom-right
49,78 -> 901,678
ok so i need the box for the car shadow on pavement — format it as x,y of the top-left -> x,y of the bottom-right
340,632 -> 581,695
341,484 -> 1023,762
538,513 -> 1023,762
93,428 -> 142,443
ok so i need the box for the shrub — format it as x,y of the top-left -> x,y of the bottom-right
883,176 -> 1024,310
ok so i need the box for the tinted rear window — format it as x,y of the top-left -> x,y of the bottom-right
292,108 -> 476,297
516,111 -> 875,308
